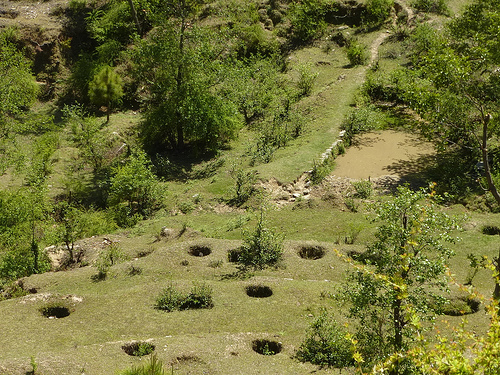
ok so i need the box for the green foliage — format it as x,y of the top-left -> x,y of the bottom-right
86,1 -> 135,46
374,288 -> 500,374
133,342 -> 155,357
346,41 -> 369,66
155,282 -> 214,311
296,63 -> 318,97
338,186 -> 457,369
30,356 -> 38,374
229,165 -> 256,206
65,53 -> 99,104
221,56 -> 288,124
94,243 -> 125,279
64,104 -> 112,175
250,100 -> 304,165
288,0 -> 329,44
310,155 -> 336,185
351,180 -> 373,199
24,132 -> 59,188
0,33 -> 39,118
296,310 -> 354,368
119,354 -> 166,375
88,65 -> 124,121
135,24 -> 242,153
363,0 -> 394,28
410,0 -> 449,15
109,151 -> 163,224
55,203 -> 117,265
238,209 -> 284,270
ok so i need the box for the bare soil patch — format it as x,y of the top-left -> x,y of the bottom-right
333,130 -> 435,181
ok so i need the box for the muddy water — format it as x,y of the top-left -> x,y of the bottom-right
333,131 -> 435,180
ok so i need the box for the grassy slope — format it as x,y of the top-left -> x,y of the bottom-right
1,0 -> 499,374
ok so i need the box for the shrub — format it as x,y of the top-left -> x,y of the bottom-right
155,284 -> 184,312
296,311 -> 354,368
352,180 -> 373,199
122,341 -> 155,357
363,0 -> 394,28
346,41 -> 369,66
410,0 -> 449,15
238,210 -> 284,270
229,166 -> 256,206
310,155 -> 335,185
155,282 -> 213,312
288,0 -> 328,44
93,243 -> 125,280
109,151 -> 164,223
181,282 -> 214,310
297,63 -> 318,97
341,105 -> 382,140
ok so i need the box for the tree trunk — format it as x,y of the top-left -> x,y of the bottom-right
494,247 -> 500,301
481,115 -> 500,206
106,100 -> 110,123
126,0 -> 142,35
175,18 -> 187,149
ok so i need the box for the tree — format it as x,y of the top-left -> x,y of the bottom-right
400,0 -> 500,206
133,16 -> 241,153
88,65 -> 123,122
108,151 -> 163,225
338,186 -> 457,373
372,284 -> 500,374
296,310 -> 354,368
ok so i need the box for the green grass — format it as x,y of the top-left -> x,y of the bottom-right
0,0 -> 491,373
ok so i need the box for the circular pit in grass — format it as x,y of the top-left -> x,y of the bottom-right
246,285 -> 273,298
188,245 -> 212,257
298,245 -> 326,260
121,341 -> 155,356
442,296 -> 481,316
252,339 -> 282,355
40,305 -> 70,319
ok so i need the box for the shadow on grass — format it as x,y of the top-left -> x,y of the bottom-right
220,267 -> 253,281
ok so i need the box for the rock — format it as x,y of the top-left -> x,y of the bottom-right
160,227 -> 175,238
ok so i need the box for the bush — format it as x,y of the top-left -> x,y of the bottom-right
122,341 -> 155,357
109,151 -> 164,222
297,63 -> 318,97
155,282 -> 214,312
352,180 -> 373,199
346,41 -> 369,66
296,311 -> 354,368
410,0 -> 449,15
363,0 -> 394,28
341,105 -> 382,141
238,210 -> 284,270
310,155 -> 335,185
93,243 -> 125,280
229,166 -> 256,206
288,0 -> 328,44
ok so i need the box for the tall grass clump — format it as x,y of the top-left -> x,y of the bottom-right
119,354 -> 166,375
